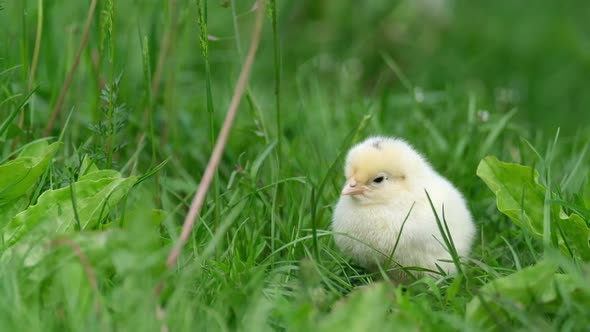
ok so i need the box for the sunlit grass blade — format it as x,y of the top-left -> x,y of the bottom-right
424,190 -> 464,276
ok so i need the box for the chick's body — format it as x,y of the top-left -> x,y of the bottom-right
332,137 -> 475,281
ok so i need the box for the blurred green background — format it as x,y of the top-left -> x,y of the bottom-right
282,0 -> 590,131
2,0 -> 590,135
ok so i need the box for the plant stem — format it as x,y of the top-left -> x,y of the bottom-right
166,0 -> 265,268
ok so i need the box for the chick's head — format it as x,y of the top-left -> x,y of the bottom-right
341,137 -> 430,204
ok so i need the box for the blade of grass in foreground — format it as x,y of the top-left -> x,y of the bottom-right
310,114 -> 371,261
424,190 -> 464,277
270,0 -> 282,261
196,0 -> 220,227
270,0 -> 282,166
0,88 -> 37,137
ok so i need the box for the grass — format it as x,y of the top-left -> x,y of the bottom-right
1,0 -> 590,331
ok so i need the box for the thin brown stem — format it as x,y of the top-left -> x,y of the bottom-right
165,0 -> 265,269
156,304 -> 169,332
44,0 -> 98,136
51,238 -> 98,290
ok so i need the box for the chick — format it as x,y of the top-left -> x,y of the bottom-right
331,136 -> 475,282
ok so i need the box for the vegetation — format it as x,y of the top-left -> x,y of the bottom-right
1,0 -> 589,330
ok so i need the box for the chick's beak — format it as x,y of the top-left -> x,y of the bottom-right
341,178 -> 368,196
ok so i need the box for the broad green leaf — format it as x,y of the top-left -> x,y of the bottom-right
466,261 -> 556,331
3,171 -> 137,248
19,140 -> 56,158
79,169 -> 121,181
10,230 -> 112,270
317,283 -> 395,331
476,156 -> 546,237
466,261 -> 588,331
6,205 -> 163,270
477,156 -> 590,260
0,196 -> 27,228
557,210 -> 590,261
0,141 -> 61,203
0,141 -> 61,225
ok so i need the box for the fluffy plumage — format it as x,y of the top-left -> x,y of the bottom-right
331,136 -> 475,282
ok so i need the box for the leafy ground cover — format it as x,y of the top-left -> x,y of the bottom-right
1,0 -> 589,331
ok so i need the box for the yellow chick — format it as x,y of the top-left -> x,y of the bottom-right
331,136 -> 475,282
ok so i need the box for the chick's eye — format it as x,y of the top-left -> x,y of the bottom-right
373,176 -> 385,184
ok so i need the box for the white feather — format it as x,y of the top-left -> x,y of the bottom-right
331,136 -> 475,282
